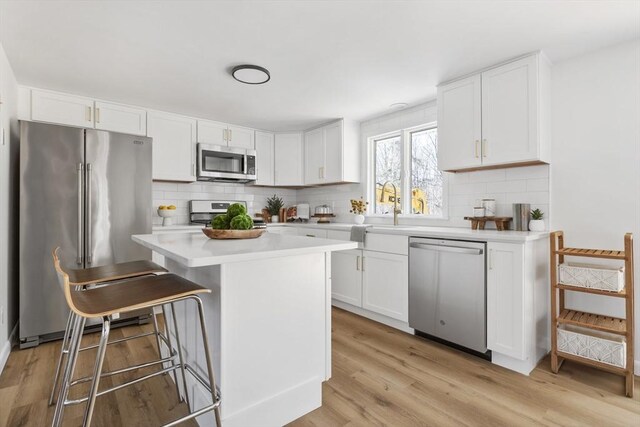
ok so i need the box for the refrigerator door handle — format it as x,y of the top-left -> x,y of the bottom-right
76,163 -> 84,265
86,163 -> 93,265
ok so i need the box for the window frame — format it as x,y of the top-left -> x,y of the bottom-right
367,122 -> 448,219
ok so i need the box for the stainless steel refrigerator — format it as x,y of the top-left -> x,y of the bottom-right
19,121 -> 153,348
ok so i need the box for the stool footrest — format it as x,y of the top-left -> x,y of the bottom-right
79,330 -> 158,352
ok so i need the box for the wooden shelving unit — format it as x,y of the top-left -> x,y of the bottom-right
550,231 -> 634,397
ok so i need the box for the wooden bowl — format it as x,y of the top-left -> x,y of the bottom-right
202,228 -> 266,240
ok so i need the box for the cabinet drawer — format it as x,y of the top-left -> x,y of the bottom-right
298,228 -> 328,239
365,233 -> 408,255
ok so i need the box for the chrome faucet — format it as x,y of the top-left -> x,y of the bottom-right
380,181 -> 401,226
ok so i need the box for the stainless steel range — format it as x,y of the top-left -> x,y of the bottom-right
189,200 -> 265,228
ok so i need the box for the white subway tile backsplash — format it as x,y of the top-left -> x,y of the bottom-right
486,180 -> 527,193
526,178 -> 549,192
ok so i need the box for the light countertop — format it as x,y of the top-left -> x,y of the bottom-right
152,222 -> 548,243
133,232 -> 358,267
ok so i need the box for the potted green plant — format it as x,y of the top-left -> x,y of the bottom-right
265,194 -> 284,223
529,208 -> 545,231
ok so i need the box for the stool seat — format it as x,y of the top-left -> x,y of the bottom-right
70,273 -> 210,317
67,260 -> 167,286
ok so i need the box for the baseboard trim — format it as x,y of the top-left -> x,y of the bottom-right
0,323 -> 18,376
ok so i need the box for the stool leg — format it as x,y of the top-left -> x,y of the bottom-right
151,309 -> 164,360
194,296 -> 222,427
170,302 -> 192,411
162,304 -> 183,402
82,316 -> 111,427
49,310 -> 75,406
53,315 -> 86,427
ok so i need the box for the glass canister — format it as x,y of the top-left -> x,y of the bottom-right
482,199 -> 496,217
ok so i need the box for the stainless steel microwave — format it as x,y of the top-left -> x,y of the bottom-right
196,143 -> 256,183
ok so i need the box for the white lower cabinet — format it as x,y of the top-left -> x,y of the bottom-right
331,249 -> 363,307
362,250 -> 409,322
487,242 -> 525,359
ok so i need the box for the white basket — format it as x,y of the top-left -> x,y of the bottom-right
558,262 -> 624,292
557,325 -> 626,368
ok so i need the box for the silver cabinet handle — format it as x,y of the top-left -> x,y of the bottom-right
410,242 -> 484,255
85,106 -> 92,122
86,163 -> 93,264
356,255 -> 360,271
95,107 -> 100,124
76,163 -> 84,265
306,234 -> 316,237
228,129 -> 232,141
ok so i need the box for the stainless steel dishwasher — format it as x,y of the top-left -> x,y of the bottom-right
409,237 -> 488,356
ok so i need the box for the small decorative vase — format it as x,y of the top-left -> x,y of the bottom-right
271,215 -> 279,223
354,214 -> 365,225
529,220 -> 545,231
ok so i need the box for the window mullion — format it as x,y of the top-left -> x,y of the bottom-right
402,130 -> 411,215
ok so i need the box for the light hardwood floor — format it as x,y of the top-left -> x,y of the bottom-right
1,308 -> 638,426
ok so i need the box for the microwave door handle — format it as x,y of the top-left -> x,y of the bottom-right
410,242 -> 484,255
243,154 -> 248,175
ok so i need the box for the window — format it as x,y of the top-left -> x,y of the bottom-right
369,124 -> 444,217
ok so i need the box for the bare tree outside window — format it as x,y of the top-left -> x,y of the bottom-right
411,127 -> 443,216
374,136 -> 401,214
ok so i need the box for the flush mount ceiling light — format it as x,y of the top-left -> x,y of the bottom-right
389,102 -> 408,110
231,64 -> 271,85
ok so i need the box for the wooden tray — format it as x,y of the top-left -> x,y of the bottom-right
464,216 -> 512,231
202,228 -> 266,240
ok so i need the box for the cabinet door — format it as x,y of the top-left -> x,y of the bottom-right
481,55 -> 538,166
436,75 -> 482,171
197,120 -> 228,145
148,111 -> 197,182
94,101 -> 146,135
332,249 -> 363,307
323,121 -> 343,183
487,242 -> 525,359
304,127 -> 324,185
274,133 -> 303,186
227,125 -> 255,150
254,131 -> 274,186
31,89 -> 94,128
362,251 -> 408,321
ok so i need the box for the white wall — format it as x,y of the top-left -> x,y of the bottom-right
297,102 -> 550,227
550,39 -> 640,371
0,41 -> 18,373
152,182 -> 297,225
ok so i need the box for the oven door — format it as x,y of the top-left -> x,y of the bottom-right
197,144 -> 255,181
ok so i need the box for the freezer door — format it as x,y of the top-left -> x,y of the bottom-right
19,121 -> 85,340
409,238 -> 487,353
84,130 -> 152,266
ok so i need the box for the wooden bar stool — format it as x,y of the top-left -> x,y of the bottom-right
49,259 -> 169,407
51,248 -> 222,427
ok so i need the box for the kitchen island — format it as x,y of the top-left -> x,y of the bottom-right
132,231 -> 357,427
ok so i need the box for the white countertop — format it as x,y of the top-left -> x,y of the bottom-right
133,232 -> 358,267
152,222 -> 548,242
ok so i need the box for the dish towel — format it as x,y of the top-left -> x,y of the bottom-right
350,225 -> 372,243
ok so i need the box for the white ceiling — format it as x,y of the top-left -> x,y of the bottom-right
1,1 -> 639,131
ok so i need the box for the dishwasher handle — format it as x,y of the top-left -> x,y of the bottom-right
410,242 -> 484,255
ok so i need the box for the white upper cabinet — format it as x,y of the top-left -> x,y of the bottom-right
274,132 -> 303,186
254,130 -> 275,186
94,101 -> 146,136
197,120 -> 255,150
147,111 -> 197,182
227,125 -> 255,150
437,75 -> 482,171
437,53 -> 550,172
197,120 -> 228,145
302,119 -> 359,186
304,127 -> 324,185
31,89 -> 94,128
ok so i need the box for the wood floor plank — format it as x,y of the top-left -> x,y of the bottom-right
1,308 -> 638,427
